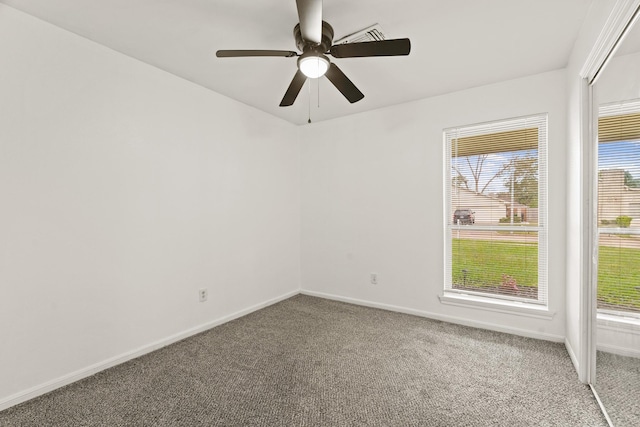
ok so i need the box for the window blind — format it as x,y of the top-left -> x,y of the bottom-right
444,114 -> 548,305
597,101 -> 640,316
599,112 -> 640,143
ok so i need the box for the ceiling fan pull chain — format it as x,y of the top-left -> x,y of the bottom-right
308,78 -> 312,124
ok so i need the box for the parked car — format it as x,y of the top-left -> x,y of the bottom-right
453,209 -> 475,224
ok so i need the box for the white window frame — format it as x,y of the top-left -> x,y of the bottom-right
442,114 -> 549,311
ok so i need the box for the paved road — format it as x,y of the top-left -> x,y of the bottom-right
598,233 -> 640,249
454,229 -> 640,249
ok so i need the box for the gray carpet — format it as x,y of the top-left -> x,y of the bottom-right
595,351 -> 640,427
0,295 -> 607,426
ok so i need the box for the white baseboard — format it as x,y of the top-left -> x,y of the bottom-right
0,290 -> 298,412
301,289 -> 565,343
565,338 -> 581,374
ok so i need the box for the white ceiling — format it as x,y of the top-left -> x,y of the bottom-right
1,0 -> 594,125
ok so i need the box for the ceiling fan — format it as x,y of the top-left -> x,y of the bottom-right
216,0 -> 411,107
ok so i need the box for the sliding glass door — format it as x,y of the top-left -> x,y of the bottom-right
591,16 -> 640,426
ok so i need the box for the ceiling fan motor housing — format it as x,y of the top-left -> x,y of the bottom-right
216,2 -> 410,107
294,21 -> 334,54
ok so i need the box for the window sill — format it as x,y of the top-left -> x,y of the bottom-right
439,292 -> 555,320
597,312 -> 640,335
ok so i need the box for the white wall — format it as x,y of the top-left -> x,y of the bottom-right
0,5 -> 300,408
300,70 -> 568,340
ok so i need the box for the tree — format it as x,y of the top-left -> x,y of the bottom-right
503,155 -> 538,207
454,154 -> 511,194
624,170 -> 640,188
452,171 -> 469,189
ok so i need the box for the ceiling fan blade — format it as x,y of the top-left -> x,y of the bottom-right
280,70 -> 307,107
216,50 -> 298,58
330,38 -> 411,58
296,0 -> 322,44
324,63 -> 364,104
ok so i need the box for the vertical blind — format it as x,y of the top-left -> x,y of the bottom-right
597,101 -> 640,315
444,114 -> 548,304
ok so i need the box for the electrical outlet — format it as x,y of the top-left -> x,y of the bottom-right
199,288 -> 208,302
370,273 -> 378,285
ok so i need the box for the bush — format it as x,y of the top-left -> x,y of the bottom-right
616,216 -> 632,228
499,216 -> 522,223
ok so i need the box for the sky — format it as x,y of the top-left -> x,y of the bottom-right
598,140 -> 640,179
452,148 -> 537,194
452,140 -> 640,195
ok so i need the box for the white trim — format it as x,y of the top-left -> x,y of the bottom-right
589,384 -> 615,427
583,77 -> 597,385
444,113 -> 549,305
580,0 -> 640,82
0,290 -> 299,412
438,292 -> 554,319
444,113 -> 550,136
301,289 -> 564,343
599,98 -> 640,116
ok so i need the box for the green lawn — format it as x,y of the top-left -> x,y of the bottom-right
452,238 -> 640,311
451,239 -> 538,291
598,245 -> 640,311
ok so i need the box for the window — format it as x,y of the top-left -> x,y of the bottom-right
597,101 -> 640,318
444,114 -> 548,306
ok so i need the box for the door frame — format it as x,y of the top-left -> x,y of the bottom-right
578,0 -> 640,385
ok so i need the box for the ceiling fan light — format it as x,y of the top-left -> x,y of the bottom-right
298,54 -> 330,78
